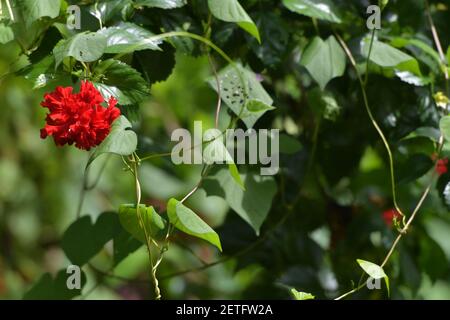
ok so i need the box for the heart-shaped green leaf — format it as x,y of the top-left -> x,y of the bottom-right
167,198 -> 222,251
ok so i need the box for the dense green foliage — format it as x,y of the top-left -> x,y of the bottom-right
0,0 -> 449,300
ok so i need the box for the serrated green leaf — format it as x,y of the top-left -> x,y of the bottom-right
118,204 -> 167,243
167,198 -> 222,251
88,116 -> 137,167
17,0 -> 61,26
208,0 -> 260,42
99,22 -> 161,54
93,59 -> 150,105
282,0 -> 342,23
53,32 -> 107,68
301,36 -> 346,89
291,289 -> 315,300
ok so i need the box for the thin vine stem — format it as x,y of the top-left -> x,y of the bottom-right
334,31 -> 405,224
130,153 -> 161,299
333,2 -> 448,298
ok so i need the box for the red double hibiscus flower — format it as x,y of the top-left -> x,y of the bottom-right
40,81 -> 121,150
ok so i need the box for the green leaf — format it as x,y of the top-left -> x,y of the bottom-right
208,63 -> 274,128
61,212 -> 120,266
301,36 -> 346,89
307,87 -> 341,120
202,128 -> 245,190
0,23 -> 14,44
390,37 -> 442,70
17,0 -> 61,26
20,55 -> 71,89
279,134 -> 302,154
89,0 -> 133,23
363,39 -> 415,68
118,204 -> 167,243
167,198 -> 222,251
53,32 -> 107,68
249,12 -> 289,67
291,289 -> 315,300
203,169 -> 277,235
93,59 -> 150,105
208,0 -> 260,43
228,163 -> 245,190
282,0 -> 342,23
245,99 -> 275,113
99,22 -> 161,54
113,229 -> 143,265
397,154 -> 433,185
88,116 -> 137,166
23,269 -> 86,300
357,259 -> 390,296
357,259 -> 387,279
135,0 -> 187,9
440,116 -> 450,141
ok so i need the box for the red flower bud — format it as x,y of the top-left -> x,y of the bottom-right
382,208 -> 401,227
435,158 -> 449,176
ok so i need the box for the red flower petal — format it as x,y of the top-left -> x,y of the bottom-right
40,81 -> 121,150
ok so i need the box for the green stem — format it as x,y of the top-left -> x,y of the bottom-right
130,153 -> 161,300
334,31 -> 405,223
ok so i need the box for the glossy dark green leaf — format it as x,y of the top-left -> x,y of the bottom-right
208,0 -> 260,42
99,22 -> 161,54
93,59 -> 150,105
282,0 -> 341,23
135,0 -> 187,9
249,12 -> 288,67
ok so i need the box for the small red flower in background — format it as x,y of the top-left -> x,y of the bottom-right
382,208 -> 401,227
40,81 -> 120,150
435,158 -> 448,176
